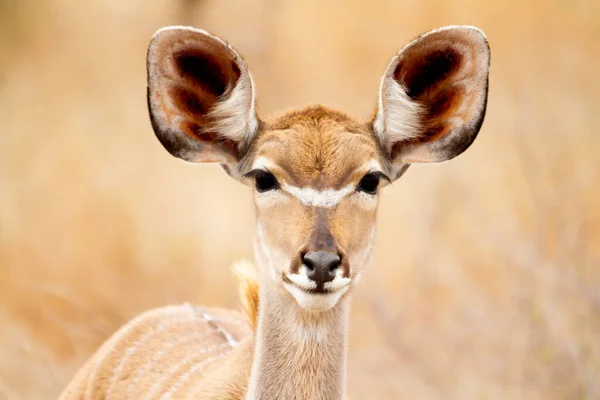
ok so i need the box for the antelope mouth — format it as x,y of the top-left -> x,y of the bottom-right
283,275 -> 350,295
282,272 -> 351,311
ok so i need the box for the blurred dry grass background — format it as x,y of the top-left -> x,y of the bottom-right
1,0 -> 599,398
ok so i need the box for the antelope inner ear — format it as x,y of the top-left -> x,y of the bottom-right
374,26 -> 490,168
147,26 -> 259,166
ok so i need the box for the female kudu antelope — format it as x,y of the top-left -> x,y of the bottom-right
60,25 -> 490,400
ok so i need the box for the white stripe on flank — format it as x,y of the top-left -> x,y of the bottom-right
125,331 -> 218,397
200,310 -> 238,347
159,353 -> 228,399
145,344 -> 230,399
106,308 -> 193,399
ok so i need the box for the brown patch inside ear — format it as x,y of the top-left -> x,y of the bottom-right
159,40 -> 244,157
161,40 -> 243,130
147,29 -> 256,164
173,47 -> 241,98
394,41 -> 472,143
396,48 -> 462,100
175,50 -> 229,95
170,86 -> 214,117
164,45 -> 242,133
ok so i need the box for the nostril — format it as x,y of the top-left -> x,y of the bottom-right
329,255 -> 341,272
301,252 -> 315,271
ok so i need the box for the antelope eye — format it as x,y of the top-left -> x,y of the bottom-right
358,173 -> 380,195
254,171 -> 279,192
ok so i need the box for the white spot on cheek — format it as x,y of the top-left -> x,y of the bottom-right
287,266 -> 317,290
323,269 -> 351,291
288,267 -> 351,292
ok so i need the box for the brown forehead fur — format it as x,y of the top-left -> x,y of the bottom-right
241,105 -> 390,188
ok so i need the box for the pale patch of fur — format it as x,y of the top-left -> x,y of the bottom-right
286,266 -> 317,291
233,260 -> 260,331
365,159 -> 384,173
250,156 -> 277,171
283,282 -> 349,312
324,269 -> 352,291
282,184 -> 354,208
373,59 -> 425,147
206,68 -> 258,148
286,266 -> 350,293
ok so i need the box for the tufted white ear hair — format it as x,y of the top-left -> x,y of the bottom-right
147,26 -> 259,172
373,26 -> 490,178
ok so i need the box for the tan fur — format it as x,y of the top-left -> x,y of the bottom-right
59,304 -> 253,400
61,25 -> 489,400
233,260 -> 259,331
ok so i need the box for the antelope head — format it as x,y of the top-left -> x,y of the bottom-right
147,25 -> 490,312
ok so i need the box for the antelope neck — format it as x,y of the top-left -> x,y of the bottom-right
245,274 -> 349,400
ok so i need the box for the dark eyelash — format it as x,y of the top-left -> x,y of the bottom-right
242,169 -> 267,180
243,170 -> 390,185
370,171 -> 391,183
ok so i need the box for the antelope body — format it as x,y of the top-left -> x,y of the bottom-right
60,25 -> 490,400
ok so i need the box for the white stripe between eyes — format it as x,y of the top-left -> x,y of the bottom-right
282,184 -> 354,208
250,157 -> 384,208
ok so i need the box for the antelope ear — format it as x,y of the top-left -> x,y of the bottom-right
373,26 -> 490,177
147,26 -> 259,171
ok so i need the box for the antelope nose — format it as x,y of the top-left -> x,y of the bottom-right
302,251 -> 341,290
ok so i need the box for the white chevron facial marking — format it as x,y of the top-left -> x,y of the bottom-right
282,184 -> 354,208
250,157 -> 385,208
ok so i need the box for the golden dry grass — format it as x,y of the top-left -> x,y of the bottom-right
1,0 -> 599,398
